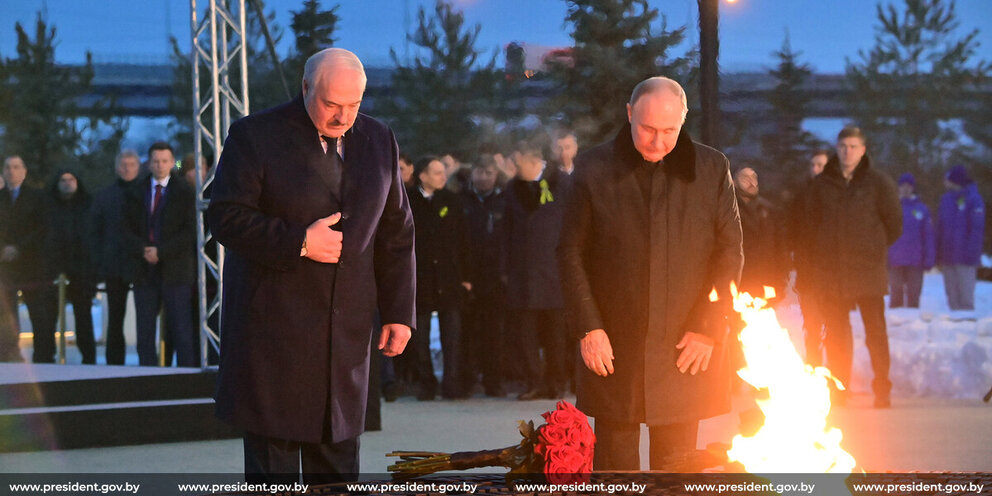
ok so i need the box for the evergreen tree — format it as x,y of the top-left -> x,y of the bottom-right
0,13 -> 125,187
287,0 -> 340,84
379,0 -> 498,158
546,0 -> 692,145
846,0 -> 988,197
761,32 -> 819,194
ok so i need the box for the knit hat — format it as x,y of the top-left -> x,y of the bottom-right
897,173 -> 915,187
946,165 -> 971,187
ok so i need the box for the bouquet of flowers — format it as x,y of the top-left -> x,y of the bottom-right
387,400 -> 595,484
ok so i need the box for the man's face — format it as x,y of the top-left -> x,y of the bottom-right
627,91 -> 684,163
836,137 -> 866,170
419,160 -> 448,191
3,157 -> 27,188
552,135 -> 578,165
117,156 -> 140,182
57,173 -> 78,196
303,67 -> 364,138
148,149 -> 175,181
809,153 -> 828,177
514,153 -> 544,181
398,158 -> 414,185
734,167 -> 759,198
898,182 -> 914,199
471,165 -> 498,193
440,154 -> 459,177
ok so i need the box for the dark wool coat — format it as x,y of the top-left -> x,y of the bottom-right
46,173 -> 95,283
90,177 -> 139,282
504,171 -> 570,310
558,124 -> 743,426
0,185 -> 50,285
804,155 -> 902,299
408,186 -> 470,312
122,171 -> 198,286
737,195 -> 788,296
461,188 -> 505,297
208,95 -> 415,444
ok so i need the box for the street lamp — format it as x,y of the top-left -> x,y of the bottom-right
698,0 -> 720,148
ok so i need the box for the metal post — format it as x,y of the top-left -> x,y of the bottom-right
190,0 -> 248,368
698,0 -> 720,148
56,274 -> 68,364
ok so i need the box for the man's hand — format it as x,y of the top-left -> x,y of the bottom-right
580,329 -> 614,377
304,212 -> 343,263
0,246 -> 18,262
675,331 -> 714,375
378,323 -> 411,357
461,281 -> 472,292
143,246 -> 159,264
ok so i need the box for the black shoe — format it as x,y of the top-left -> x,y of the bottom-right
485,385 -> 506,398
383,383 -> 400,402
542,387 -> 564,399
416,384 -> 436,401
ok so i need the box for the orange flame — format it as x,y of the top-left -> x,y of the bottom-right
725,284 -> 856,473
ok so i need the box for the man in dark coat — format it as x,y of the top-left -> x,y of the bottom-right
0,155 -> 58,363
789,150 -> 830,366
123,142 -> 197,367
90,150 -> 141,365
734,167 -> 787,298
505,143 -> 571,401
805,126 -> 901,408
407,155 -> 471,400
46,170 -> 97,364
558,77 -> 743,470
207,48 -> 415,483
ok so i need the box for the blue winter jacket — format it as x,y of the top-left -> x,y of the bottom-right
936,184 -> 985,266
889,196 -> 935,269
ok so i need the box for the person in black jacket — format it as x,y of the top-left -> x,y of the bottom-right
789,150 -> 830,367
407,156 -> 472,400
1,156 -> 58,363
805,127 -> 901,408
123,142 -> 198,367
504,142 -> 571,401
89,150 -> 141,365
459,156 -> 507,397
46,170 -> 97,364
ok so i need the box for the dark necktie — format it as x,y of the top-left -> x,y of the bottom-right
322,135 -> 343,198
149,184 -> 164,242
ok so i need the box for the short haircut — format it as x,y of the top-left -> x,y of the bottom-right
629,76 -> 688,121
116,149 -> 139,166
811,148 -> 831,159
303,48 -> 367,89
413,155 -> 440,185
148,141 -> 175,157
398,153 -> 412,165
3,155 -> 24,168
514,140 -> 544,160
837,126 -> 866,144
473,154 -> 499,171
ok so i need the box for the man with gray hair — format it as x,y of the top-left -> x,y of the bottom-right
558,76 -> 742,469
209,48 -> 415,482
89,150 -> 141,365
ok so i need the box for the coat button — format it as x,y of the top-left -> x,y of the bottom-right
332,308 -> 339,315
433,259 -> 439,265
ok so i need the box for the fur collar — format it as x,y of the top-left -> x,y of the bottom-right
613,123 -> 697,182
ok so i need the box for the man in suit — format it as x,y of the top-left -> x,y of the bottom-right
123,142 -> 197,367
208,48 -> 415,483
558,77 -> 742,470
0,155 -> 58,363
90,150 -> 141,365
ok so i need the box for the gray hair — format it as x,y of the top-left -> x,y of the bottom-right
629,76 -> 688,122
303,48 -> 367,89
115,149 -> 139,165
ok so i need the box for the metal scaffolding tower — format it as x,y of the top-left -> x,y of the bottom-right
190,0 -> 249,367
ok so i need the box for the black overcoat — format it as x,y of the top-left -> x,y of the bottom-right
122,172 -> 197,286
804,155 -> 901,299
408,187 -> 470,312
208,95 -> 415,444
0,185 -> 49,285
558,125 -> 743,426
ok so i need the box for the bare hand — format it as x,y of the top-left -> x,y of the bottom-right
675,331 -> 714,375
580,329 -> 614,377
0,246 -> 18,262
378,323 -> 411,357
143,246 -> 159,264
461,281 -> 472,292
304,212 -> 343,263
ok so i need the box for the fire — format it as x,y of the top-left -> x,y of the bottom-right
724,284 -> 857,473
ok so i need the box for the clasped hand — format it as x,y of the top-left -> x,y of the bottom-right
304,212 -> 344,263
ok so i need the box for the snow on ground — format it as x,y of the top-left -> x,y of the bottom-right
775,272 -> 992,398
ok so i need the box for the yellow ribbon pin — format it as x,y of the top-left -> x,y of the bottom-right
439,206 -> 449,218
539,179 -> 554,205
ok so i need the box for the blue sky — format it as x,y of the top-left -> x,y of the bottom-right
1,0 -> 991,73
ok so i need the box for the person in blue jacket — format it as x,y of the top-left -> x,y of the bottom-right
888,173 -> 935,308
936,165 -> 985,311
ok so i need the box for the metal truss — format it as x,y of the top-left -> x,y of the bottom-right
190,0 -> 249,367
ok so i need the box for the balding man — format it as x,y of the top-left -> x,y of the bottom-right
208,48 -> 415,482
558,77 -> 742,470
